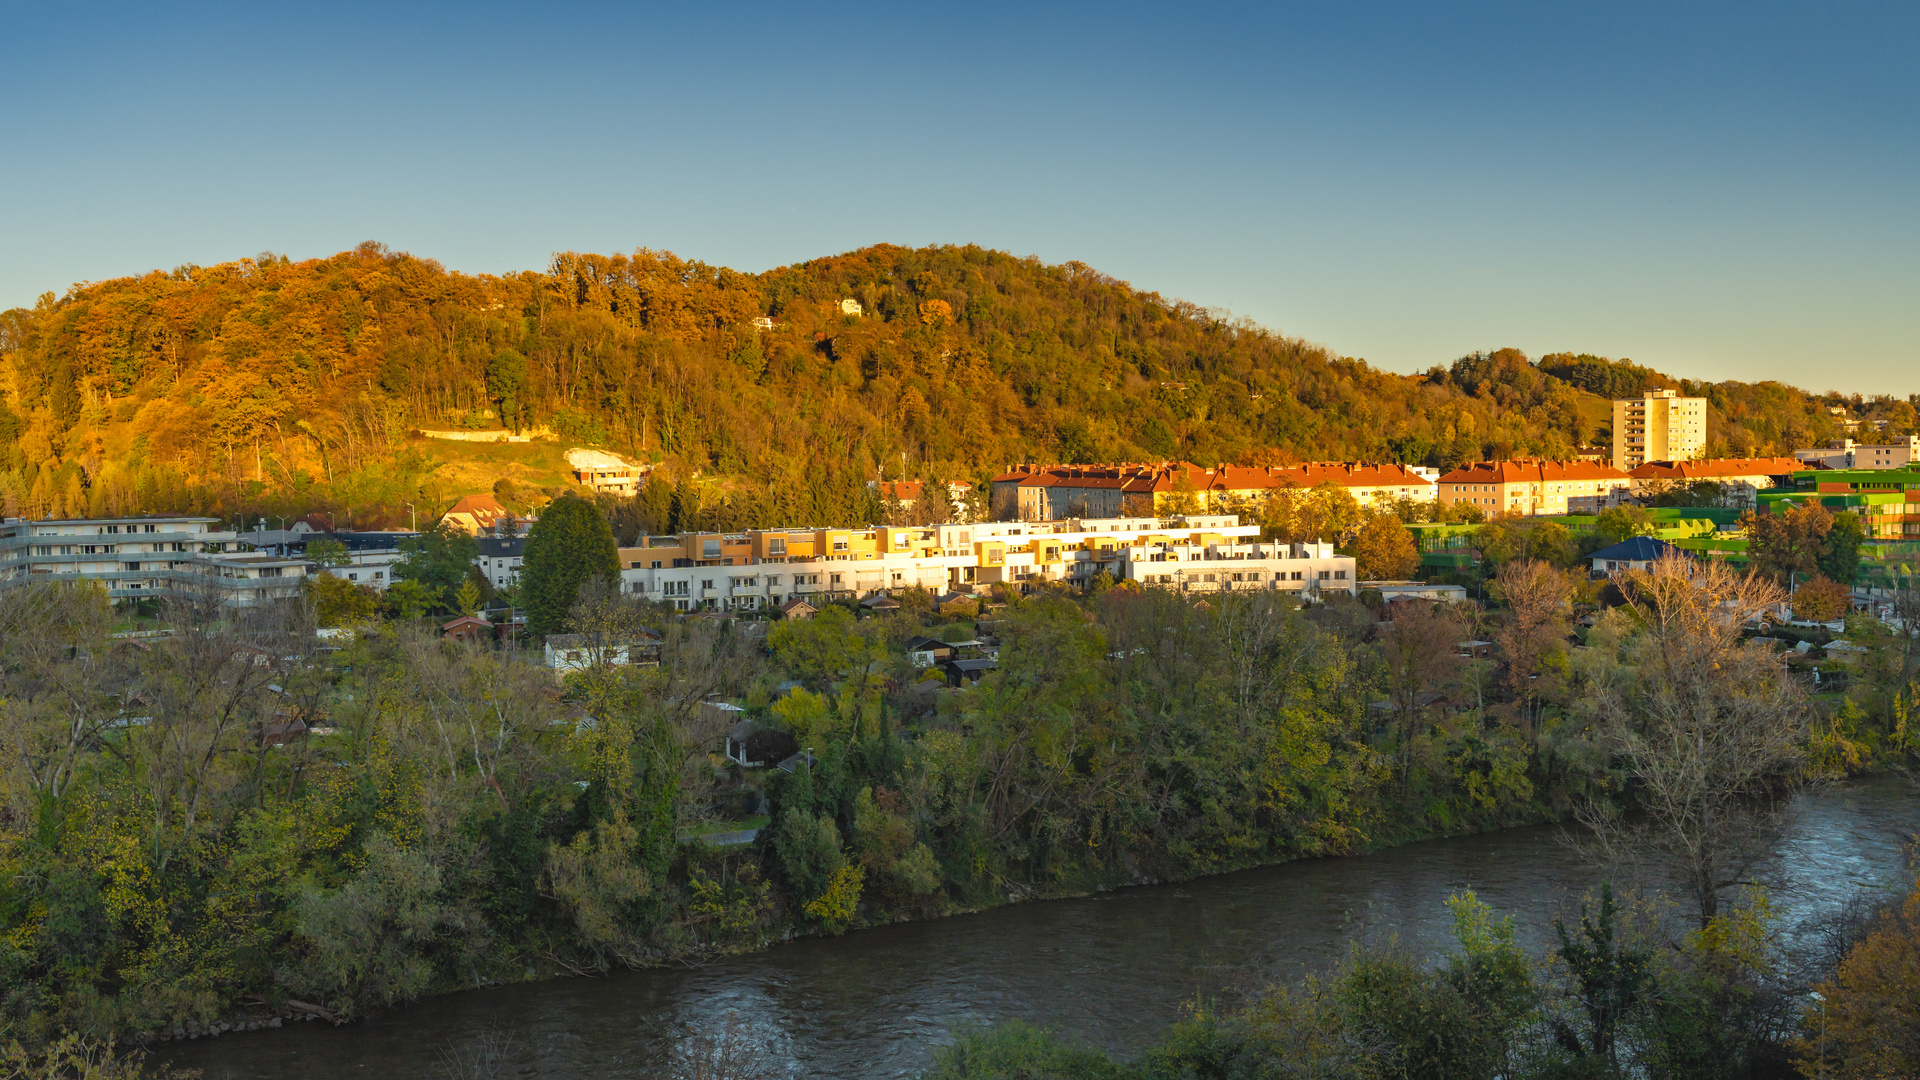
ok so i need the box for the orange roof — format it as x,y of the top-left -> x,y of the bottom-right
995,461 -> 1433,496
443,494 -> 512,527
877,480 -> 925,501
1627,457 -> 1802,481
1437,460 -> 1631,484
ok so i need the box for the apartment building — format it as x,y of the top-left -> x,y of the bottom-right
0,516 -> 309,605
476,536 -> 526,590
1612,389 -> 1708,470
990,461 -> 1438,521
1626,457 -> 1802,508
616,515 -> 1356,612
1437,461 -> 1632,516
1793,436 -> 1920,471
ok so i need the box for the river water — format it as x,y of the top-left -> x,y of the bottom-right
166,776 -> 1919,1079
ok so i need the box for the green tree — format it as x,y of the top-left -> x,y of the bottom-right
521,495 -> 620,638
1819,510 -> 1866,585
306,536 -> 351,568
486,349 -> 528,431
394,521 -> 479,612
310,573 -> 379,627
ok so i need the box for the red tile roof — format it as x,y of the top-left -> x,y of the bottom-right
1627,457 -> 1802,481
993,461 -> 1433,494
1437,460 -> 1631,484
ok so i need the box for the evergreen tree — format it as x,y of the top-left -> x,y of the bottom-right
521,494 -> 621,638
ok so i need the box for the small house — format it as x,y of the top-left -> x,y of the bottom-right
1456,640 -> 1494,660
905,636 -> 956,668
941,657 -> 997,687
778,597 -> 817,620
441,614 -> 493,643
860,593 -> 901,612
549,626 -> 652,668
725,719 -> 799,768
1588,536 -> 1684,576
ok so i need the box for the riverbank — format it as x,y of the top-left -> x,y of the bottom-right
158,776 -> 1920,1078
131,796 -> 1566,1050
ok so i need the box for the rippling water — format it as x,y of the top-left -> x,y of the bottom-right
165,775 -> 1919,1079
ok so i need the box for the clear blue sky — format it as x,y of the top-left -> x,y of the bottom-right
3,2 -> 1915,394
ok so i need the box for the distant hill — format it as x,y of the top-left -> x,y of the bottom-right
0,242 -> 1910,530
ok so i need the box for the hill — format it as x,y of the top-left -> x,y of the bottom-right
1,242 -> 1912,530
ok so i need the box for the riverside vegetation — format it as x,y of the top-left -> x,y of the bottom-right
4,498 -> 1920,1078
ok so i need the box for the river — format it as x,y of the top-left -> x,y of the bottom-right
165,775 -> 1919,1079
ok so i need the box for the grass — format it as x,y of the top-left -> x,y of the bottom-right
681,815 -> 770,838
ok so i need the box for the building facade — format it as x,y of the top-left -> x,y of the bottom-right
1626,457 -> 1802,508
989,461 -> 1438,521
0,516 -> 309,605
615,515 -> 1357,612
1793,436 -> 1920,471
1612,389 -> 1708,470
1436,461 -> 1632,516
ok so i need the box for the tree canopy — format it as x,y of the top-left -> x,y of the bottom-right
521,494 -> 620,636
0,243 -> 1906,530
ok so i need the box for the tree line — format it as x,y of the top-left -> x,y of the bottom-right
1,245 -> 1910,532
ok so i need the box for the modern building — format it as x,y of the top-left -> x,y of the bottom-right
1612,389 -> 1707,470
615,514 -> 1356,613
0,516 -> 309,605
1436,461 -> 1632,516
1626,457 -> 1803,508
566,448 -> 644,496
1757,469 -> 1920,540
1793,436 -> 1920,471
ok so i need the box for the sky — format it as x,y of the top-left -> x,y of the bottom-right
2,1 -> 1916,394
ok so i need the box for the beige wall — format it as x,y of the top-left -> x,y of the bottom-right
1613,390 -> 1707,470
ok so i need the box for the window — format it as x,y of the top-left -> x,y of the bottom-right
1335,570 -> 1347,579
832,538 -> 849,552
702,539 -> 721,559
347,573 -> 359,581
767,575 -> 781,586
1318,570 -> 1330,580
768,538 -> 786,557
701,579 -> 714,590
829,573 -> 843,585
651,560 -> 662,569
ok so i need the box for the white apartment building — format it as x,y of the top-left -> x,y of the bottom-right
1794,436 -> 1920,471
1612,389 -> 1707,471
0,516 -> 309,606
618,515 -> 1357,613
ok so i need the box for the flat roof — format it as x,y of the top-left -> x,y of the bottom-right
15,516 -> 219,525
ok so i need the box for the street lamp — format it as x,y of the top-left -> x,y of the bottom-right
406,502 -> 417,532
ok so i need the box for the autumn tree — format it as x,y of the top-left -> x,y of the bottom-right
1793,575 -> 1850,622
1742,500 -> 1834,584
1490,559 -> 1572,728
1352,514 -> 1420,580
1579,556 -> 1811,927
1376,600 -> 1463,776
1797,878 -> 1920,1078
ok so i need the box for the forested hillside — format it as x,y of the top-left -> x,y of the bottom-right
0,242 -> 1910,527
